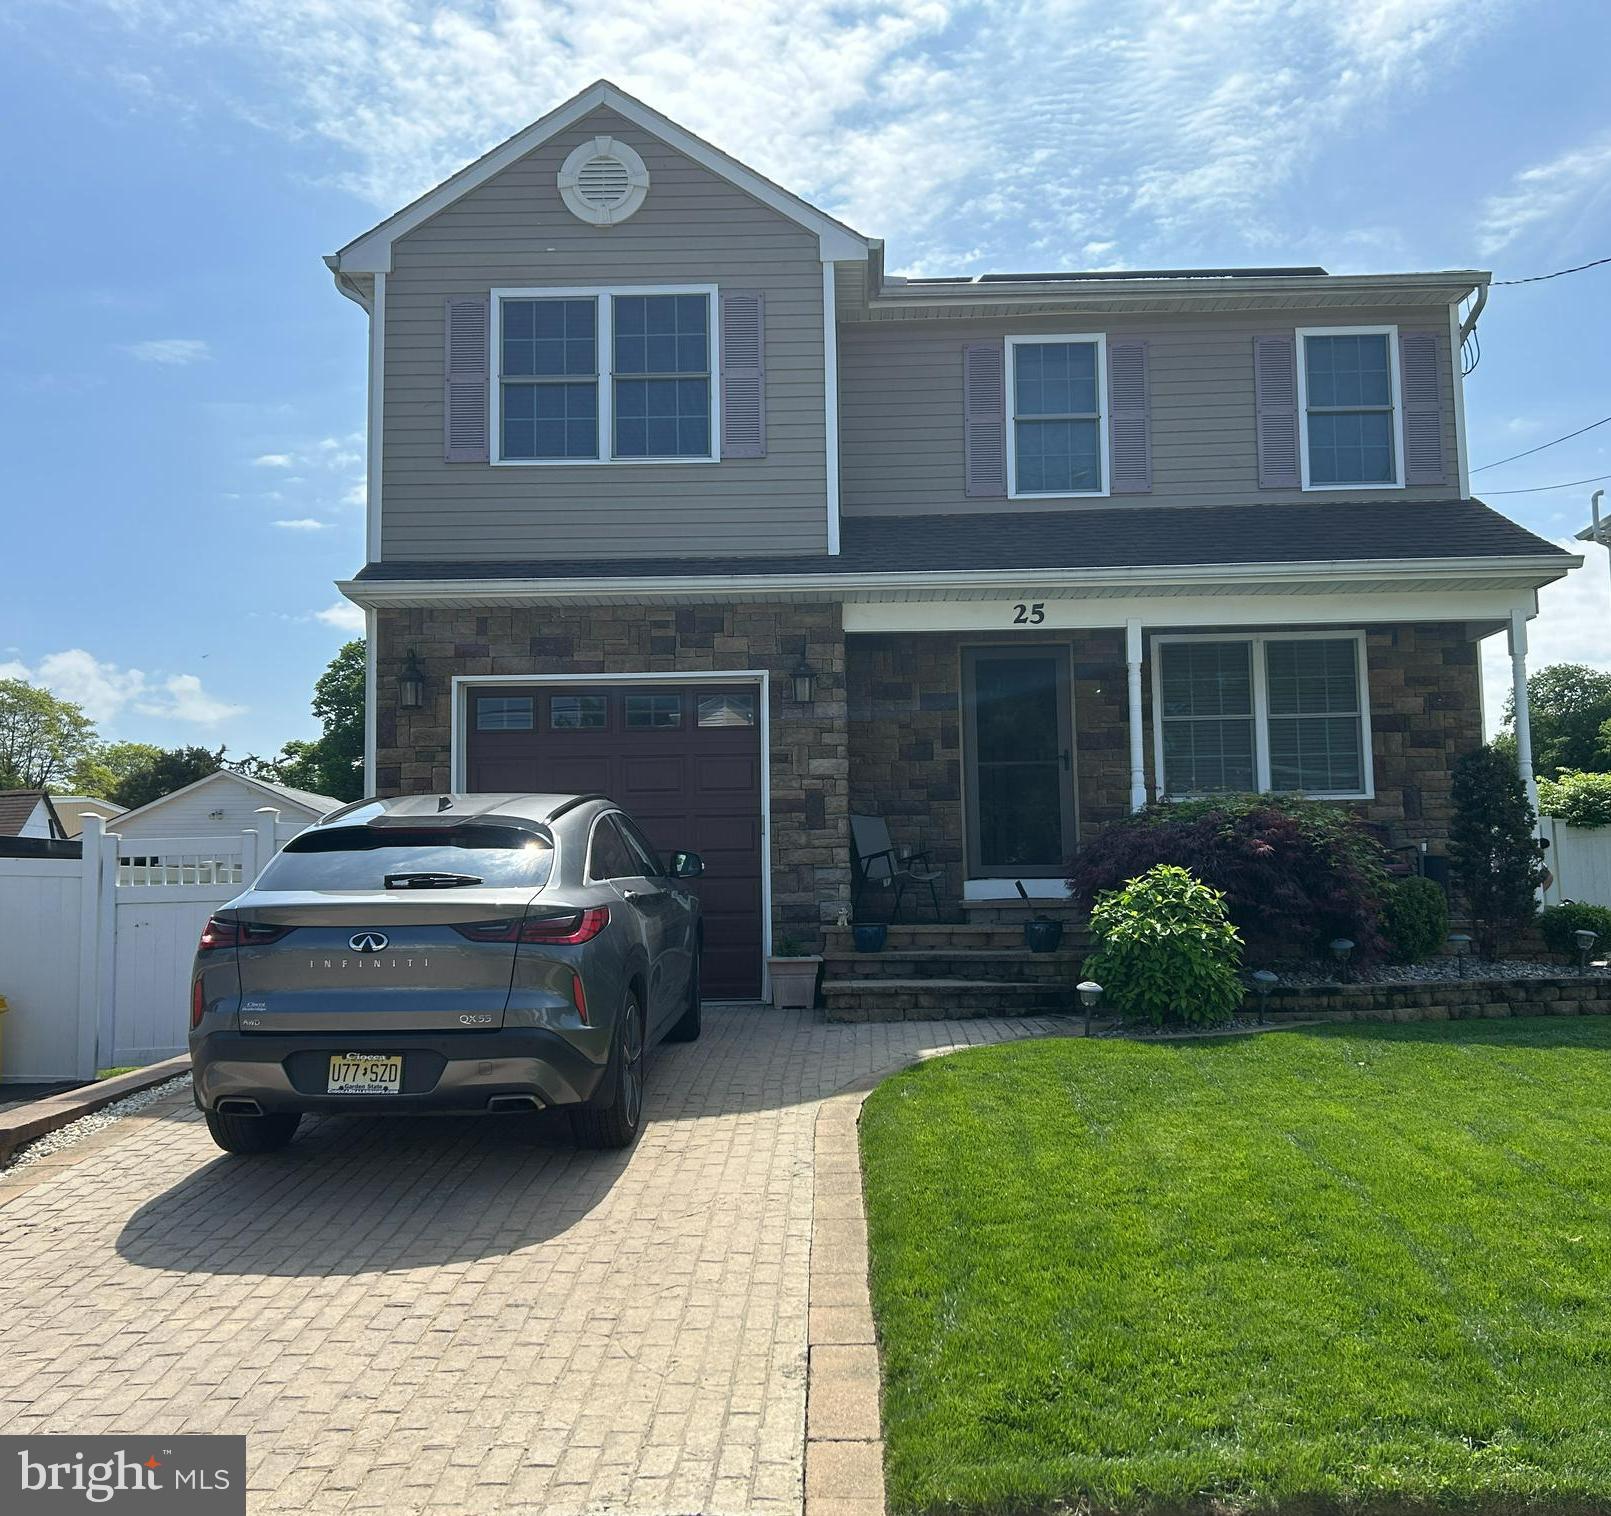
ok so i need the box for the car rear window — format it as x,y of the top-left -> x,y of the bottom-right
255,824 -> 555,891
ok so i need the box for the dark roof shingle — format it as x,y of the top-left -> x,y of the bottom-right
352,499 -> 1570,584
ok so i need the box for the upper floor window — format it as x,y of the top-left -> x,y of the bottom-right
1297,327 -> 1402,489
493,287 -> 717,465
1153,633 -> 1371,801
1006,334 -> 1108,498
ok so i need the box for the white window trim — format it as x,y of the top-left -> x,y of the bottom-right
1005,332 -> 1109,500
1295,324 -> 1405,492
490,285 -> 721,467
1150,630 -> 1375,802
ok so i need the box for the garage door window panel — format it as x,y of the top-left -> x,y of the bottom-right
625,693 -> 683,729
551,695 -> 607,731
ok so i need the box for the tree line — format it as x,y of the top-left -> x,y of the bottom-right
0,641 -> 365,808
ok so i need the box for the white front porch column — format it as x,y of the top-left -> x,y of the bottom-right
1126,618 -> 1147,811
1508,608 -> 1540,811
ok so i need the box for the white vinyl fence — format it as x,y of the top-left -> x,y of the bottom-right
0,813 -> 305,1081
1541,817 -> 1611,911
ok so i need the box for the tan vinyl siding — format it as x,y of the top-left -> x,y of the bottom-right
382,108 -> 827,561
838,307 -> 1460,517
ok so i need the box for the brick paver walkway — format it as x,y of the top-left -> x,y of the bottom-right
0,1005 -> 1065,1514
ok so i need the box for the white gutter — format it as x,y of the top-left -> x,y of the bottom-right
339,551 -> 1580,607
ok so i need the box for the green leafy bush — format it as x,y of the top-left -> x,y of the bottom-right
1083,864 -> 1244,1027
1537,771 -> 1611,830
1538,902 -> 1611,959
1449,744 -> 1548,959
1069,794 -> 1389,964
1380,875 -> 1449,962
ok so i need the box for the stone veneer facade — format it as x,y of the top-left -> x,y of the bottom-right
373,602 -> 851,949
847,621 -> 1484,913
374,608 -> 1483,938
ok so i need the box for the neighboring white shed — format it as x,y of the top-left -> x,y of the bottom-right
107,772 -> 344,839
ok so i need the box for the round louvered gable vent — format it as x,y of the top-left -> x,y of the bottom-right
558,136 -> 650,226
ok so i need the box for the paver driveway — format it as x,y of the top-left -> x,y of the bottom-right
0,1005 -> 1064,1515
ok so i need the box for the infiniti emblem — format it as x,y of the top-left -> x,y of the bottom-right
350,931 -> 389,953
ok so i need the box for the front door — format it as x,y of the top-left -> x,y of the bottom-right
962,647 -> 1077,878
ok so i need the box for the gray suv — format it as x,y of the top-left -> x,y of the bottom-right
188,793 -> 703,1155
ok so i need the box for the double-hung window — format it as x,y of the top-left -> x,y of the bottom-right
1006,334 -> 1107,497
1297,326 -> 1401,488
1154,633 -> 1371,800
494,287 -> 717,463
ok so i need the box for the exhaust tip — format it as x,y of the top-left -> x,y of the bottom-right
486,1094 -> 542,1112
216,1098 -> 264,1116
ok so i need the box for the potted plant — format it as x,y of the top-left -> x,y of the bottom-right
767,936 -> 823,1009
1016,880 -> 1064,953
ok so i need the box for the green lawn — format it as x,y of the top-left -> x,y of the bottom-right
860,1019 -> 1611,1515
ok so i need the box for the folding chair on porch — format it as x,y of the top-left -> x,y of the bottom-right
850,813 -> 943,921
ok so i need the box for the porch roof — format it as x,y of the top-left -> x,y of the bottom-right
350,498 -> 1568,589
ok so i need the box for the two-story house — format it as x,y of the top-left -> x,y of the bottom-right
329,80 -> 1577,1000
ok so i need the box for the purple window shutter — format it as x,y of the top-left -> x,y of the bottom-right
444,296 -> 490,463
1254,334 -> 1301,488
1399,330 -> 1446,486
720,291 -> 766,458
1107,340 -> 1151,493
963,342 -> 1007,498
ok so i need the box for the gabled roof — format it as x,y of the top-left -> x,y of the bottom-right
329,79 -> 871,278
107,769 -> 345,831
0,789 -> 65,839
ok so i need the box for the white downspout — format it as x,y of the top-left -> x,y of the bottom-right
1125,618 -> 1146,811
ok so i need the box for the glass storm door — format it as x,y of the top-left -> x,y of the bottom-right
963,648 -> 1076,878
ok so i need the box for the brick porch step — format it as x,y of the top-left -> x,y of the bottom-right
821,978 -> 1076,1022
821,948 -> 1080,982
824,924 -> 1089,953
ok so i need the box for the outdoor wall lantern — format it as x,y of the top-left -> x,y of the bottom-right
1575,928 -> 1601,975
398,650 -> 427,711
791,658 -> 816,704
1448,932 -> 1473,978
1076,979 -> 1103,1037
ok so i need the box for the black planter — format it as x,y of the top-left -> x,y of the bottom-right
853,923 -> 888,953
1024,918 -> 1064,954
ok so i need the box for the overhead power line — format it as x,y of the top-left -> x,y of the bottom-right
1492,255 -> 1611,286
1483,471 -> 1611,495
1472,414 -> 1611,472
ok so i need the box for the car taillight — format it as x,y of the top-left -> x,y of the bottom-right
191,978 -> 205,1029
454,907 -> 610,945
197,917 -> 290,951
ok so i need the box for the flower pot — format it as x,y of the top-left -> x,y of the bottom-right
767,955 -> 822,1010
852,923 -> 888,953
1024,918 -> 1064,954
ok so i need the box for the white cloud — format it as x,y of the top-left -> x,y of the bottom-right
253,453 -> 295,468
273,517 -> 330,531
1479,134 -> 1611,255
88,0 -> 1512,270
140,674 -> 247,725
1481,541 -> 1611,735
0,648 -> 244,726
315,601 -> 367,632
122,337 -> 211,365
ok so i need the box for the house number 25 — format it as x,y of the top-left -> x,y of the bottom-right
1012,602 -> 1046,625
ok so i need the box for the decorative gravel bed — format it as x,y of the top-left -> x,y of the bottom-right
1271,958 -> 1611,987
0,1075 -> 192,1173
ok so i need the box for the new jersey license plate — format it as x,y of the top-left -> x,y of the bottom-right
327,1054 -> 403,1095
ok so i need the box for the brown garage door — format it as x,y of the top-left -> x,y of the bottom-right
464,683 -> 764,999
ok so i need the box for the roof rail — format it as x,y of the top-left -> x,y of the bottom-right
547,793 -> 610,821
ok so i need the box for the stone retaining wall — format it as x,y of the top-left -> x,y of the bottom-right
1258,974 -> 1611,1021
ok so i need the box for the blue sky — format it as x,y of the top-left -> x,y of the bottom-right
2,0 -> 1609,758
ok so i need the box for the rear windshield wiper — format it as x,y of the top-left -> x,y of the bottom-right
384,871 -> 483,889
